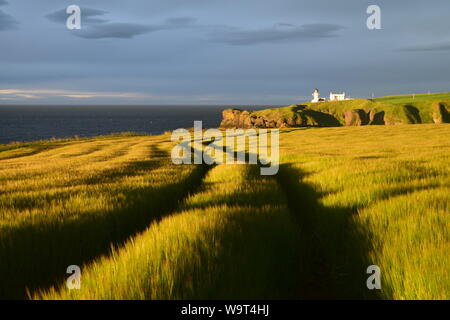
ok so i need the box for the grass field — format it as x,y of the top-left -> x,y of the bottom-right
374,92 -> 450,104
0,124 -> 449,300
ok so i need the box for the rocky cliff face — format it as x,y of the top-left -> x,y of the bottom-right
221,109 -> 290,128
432,102 -> 450,124
220,108 -> 342,129
220,108 -> 366,128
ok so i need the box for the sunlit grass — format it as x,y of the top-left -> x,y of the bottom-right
278,124 -> 450,299
1,124 -> 449,300
0,134 -> 205,299
37,165 -> 300,300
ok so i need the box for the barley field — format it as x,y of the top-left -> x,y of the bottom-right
0,125 -> 449,300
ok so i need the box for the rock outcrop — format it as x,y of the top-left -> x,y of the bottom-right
220,108 -> 341,128
384,105 -> 421,125
221,109 -> 285,128
369,110 -> 385,125
432,102 -> 450,124
344,109 -> 369,126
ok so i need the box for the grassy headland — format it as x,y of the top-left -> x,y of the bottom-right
221,92 -> 450,128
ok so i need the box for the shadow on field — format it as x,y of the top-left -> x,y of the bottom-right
276,164 -> 380,300
0,144 -> 65,161
83,158 -> 162,185
1,156 -> 165,212
404,105 -> 422,124
0,146 -> 211,299
164,164 -> 300,300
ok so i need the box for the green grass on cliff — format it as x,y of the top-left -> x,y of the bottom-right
0,124 -> 449,300
374,92 -> 450,123
374,92 -> 450,104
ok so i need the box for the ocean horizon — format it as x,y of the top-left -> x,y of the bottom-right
0,105 -> 273,144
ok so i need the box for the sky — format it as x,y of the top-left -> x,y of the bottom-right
1,0 -> 450,105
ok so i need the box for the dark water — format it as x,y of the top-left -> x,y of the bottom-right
0,105 -> 269,144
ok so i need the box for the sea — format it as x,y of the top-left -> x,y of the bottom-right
0,105 -> 271,145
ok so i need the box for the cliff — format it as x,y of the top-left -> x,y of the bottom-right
220,97 -> 450,129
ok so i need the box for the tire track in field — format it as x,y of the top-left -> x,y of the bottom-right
0,144 -> 65,161
275,164 -> 380,299
35,164 -> 302,300
0,140 -> 145,191
0,145 -> 165,216
0,147 -> 212,299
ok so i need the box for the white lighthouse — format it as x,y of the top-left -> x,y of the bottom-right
312,88 -> 321,103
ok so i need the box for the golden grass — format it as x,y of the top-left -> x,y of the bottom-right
0,134 -> 205,299
37,165 -> 300,300
1,124 -> 449,300
278,124 -> 450,299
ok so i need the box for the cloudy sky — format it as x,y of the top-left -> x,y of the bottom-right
1,0 -> 450,105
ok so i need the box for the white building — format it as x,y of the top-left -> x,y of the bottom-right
329,92 -> 346,101
311,89 -> 349,102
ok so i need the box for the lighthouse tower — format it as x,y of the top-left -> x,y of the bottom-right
312,88 -> 321,103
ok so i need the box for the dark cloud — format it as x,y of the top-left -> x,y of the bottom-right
75,22 -> 163,39
0,10 -> 18,31
46,8 -> 109,24
45,6 -> 341,43
399,42 -> 450,52
276,23 -> 295,28
0,0 -> 16,31
165,17 -> 197,26
73,17 -> 197,39
208,23 -> 343,45
46,7 -> 197,39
